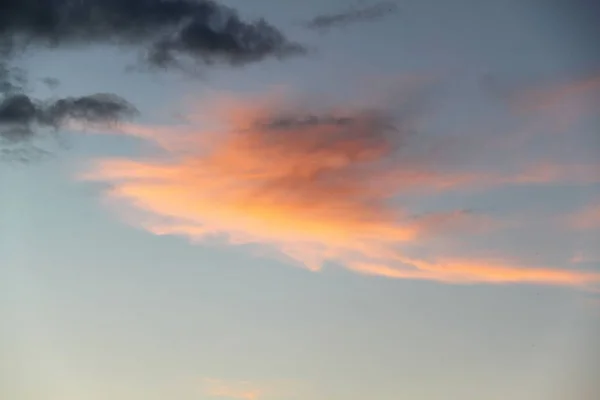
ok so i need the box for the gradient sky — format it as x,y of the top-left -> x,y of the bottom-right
1,1 -> 600,399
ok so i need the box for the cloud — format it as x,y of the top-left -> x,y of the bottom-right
41,77 -> 60,90
0,62 -> 27,94
481,72 -> 600,108
0,0 -> 305,69
201,378 -> 264,400
81,98 -> 421,260
569,201 -> 600,230
0,92 -> 138,140
79,92 -> 600,289
407,209 -> 498,237
347,257 -> 600,287
508,162 -> 600,185
198,377 -> 301,400
482,72 -> 600,138
0,92 -> 137,162
511,74 -> 600,114
571,251 -> 600,265
0,0 -> 306,160
304,1 -> 398,31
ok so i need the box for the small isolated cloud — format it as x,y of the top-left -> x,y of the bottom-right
80,91 -> 600,289
41,77 -> 60,90
202,378 -> 264,400
304,1 -> 398,31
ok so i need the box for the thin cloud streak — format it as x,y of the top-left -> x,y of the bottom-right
348,257 -> 600,288
304,1 -> 399,31
482,72 -> 600,113
81,93 -> 600,289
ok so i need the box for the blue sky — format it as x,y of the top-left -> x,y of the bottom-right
1,1 -> 600,399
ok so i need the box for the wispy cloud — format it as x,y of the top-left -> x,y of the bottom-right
304,1 -> 398,31
40,77 -> 60,90
80,91 -> 600,289
508,162 -> 600,185
571,251 -> 600,265
483,72 -> 600,139
511,74 -> 600,114
201,378 -> 265,400
348,257 -> 600,287
569,201 -> 600,230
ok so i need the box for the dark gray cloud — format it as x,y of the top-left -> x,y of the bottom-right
0,92 -> 138,142
0,62 -> 27,94
0,0 -> 305,68
255,110 -> 401,137
304,1 -> 398,31
0,0 -> 306,160
0,60 -> 136,160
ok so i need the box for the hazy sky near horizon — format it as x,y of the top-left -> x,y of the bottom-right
1,1 -> 600,399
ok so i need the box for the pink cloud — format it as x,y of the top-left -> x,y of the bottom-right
569,202 -> 600,230
79,91 -> 600,289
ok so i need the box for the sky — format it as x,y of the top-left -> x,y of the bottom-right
1,1 -> 599,399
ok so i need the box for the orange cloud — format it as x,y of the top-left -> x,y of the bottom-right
81,93 -> 600,288
348,257 -> 600,288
